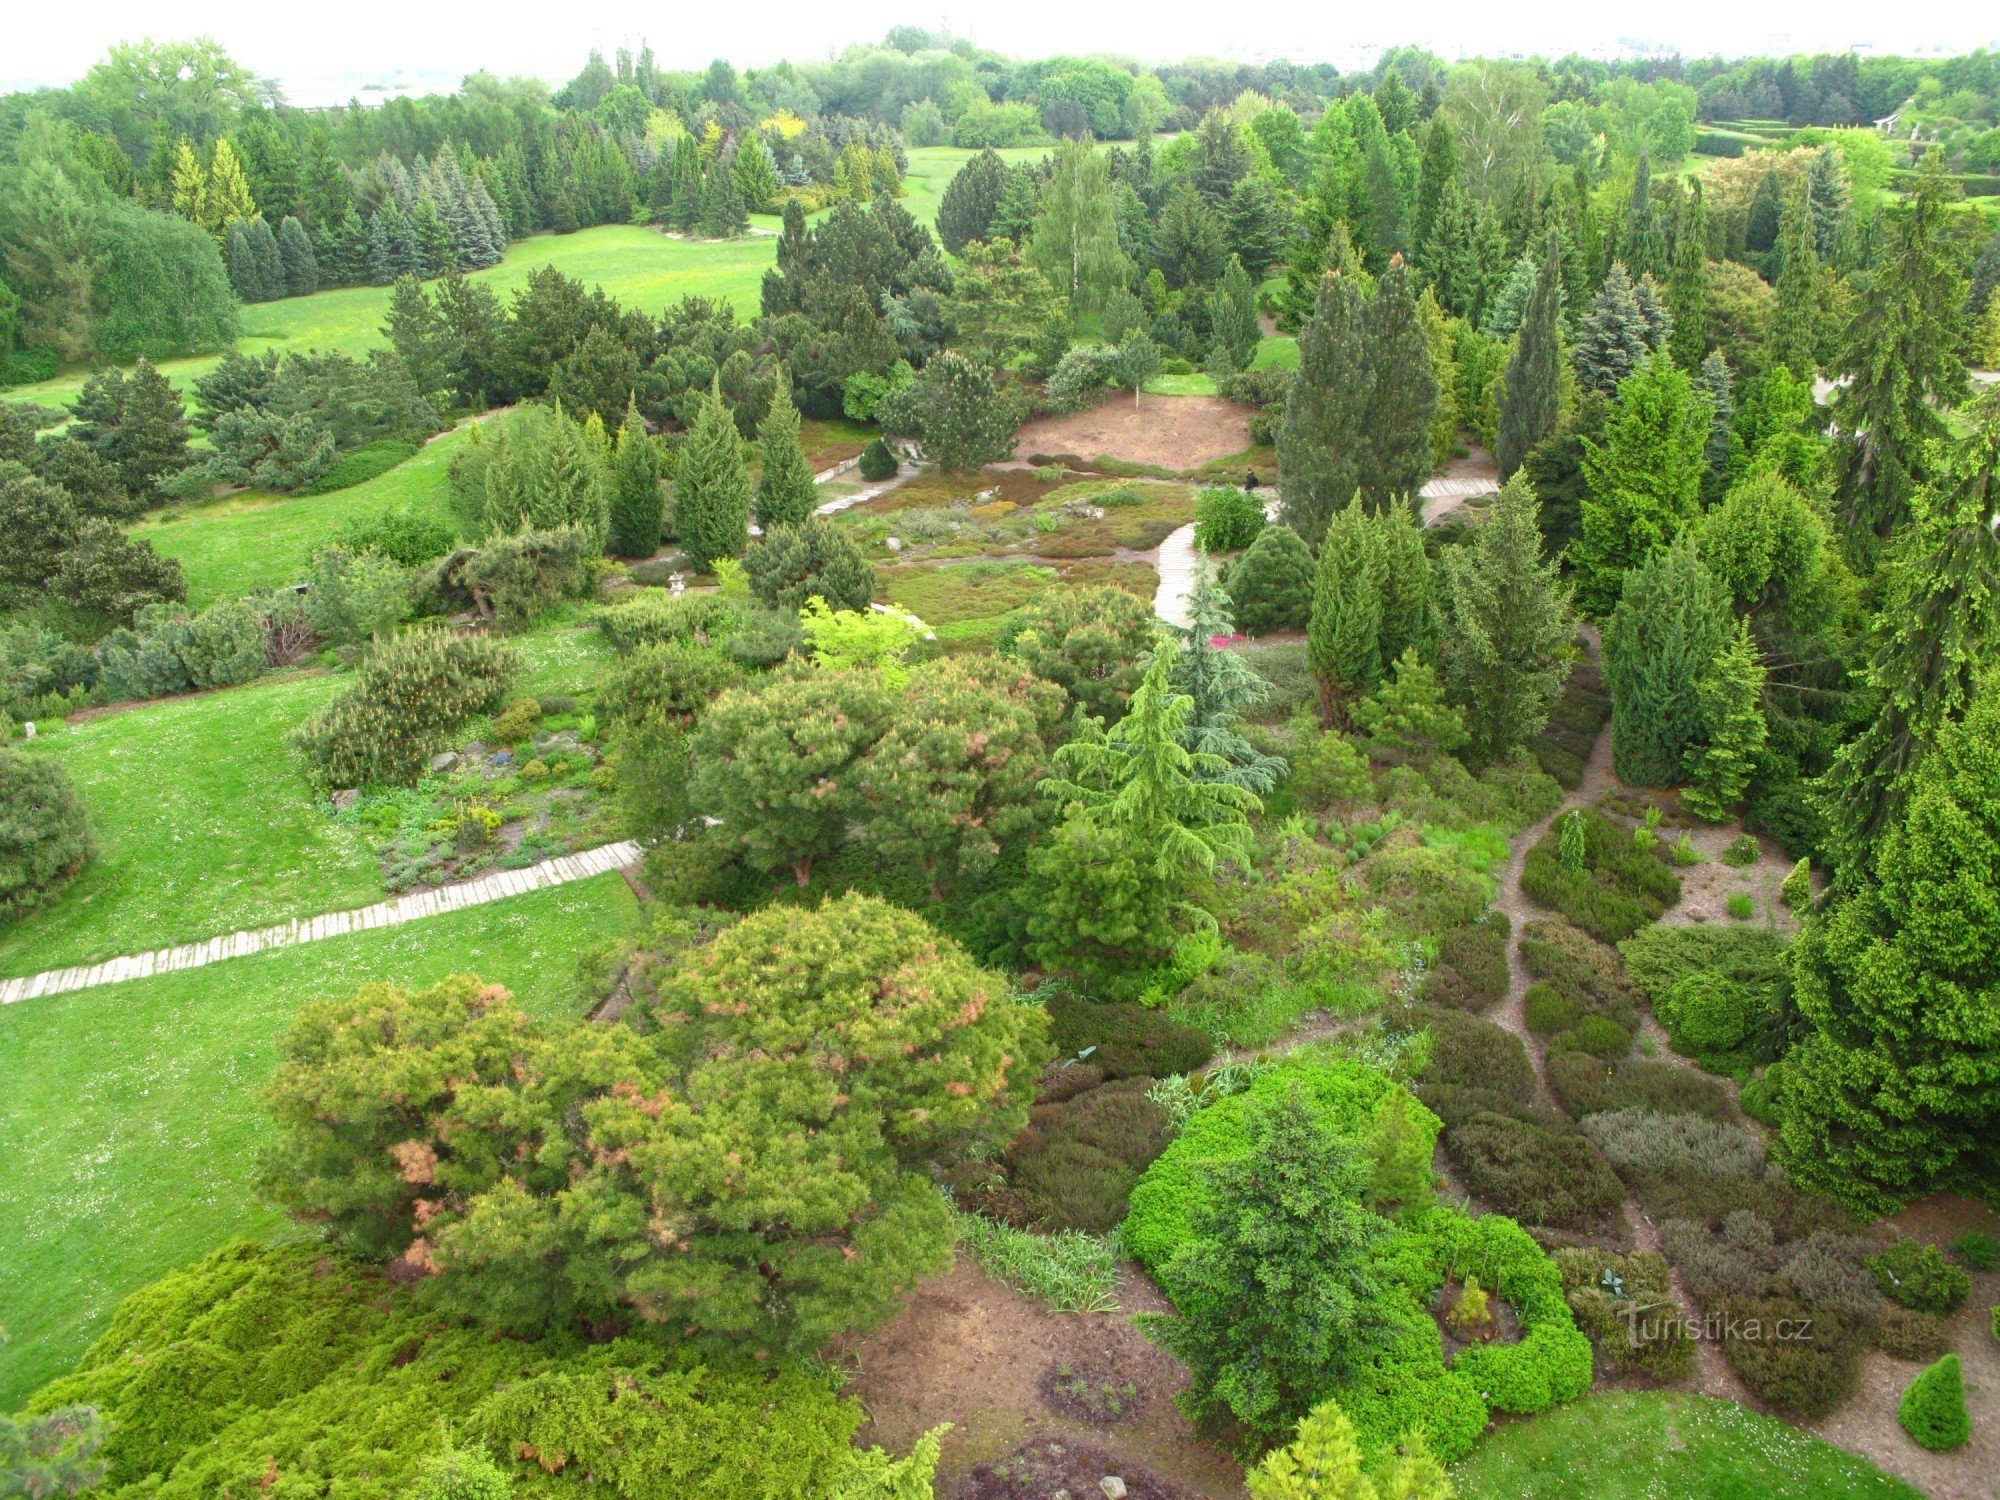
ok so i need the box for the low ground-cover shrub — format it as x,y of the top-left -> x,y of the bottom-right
0,748 -> 92,922
334,503 -> 456,565
1423,915 -> 1510,1012
1583,1107 -> 1770,1181
1519,917 -> 1637,1025
1531,656 -> 1612,789
1866,1241 -> 1971,1314
1620,924 -> 1791,1071
1547,1013 -> 1633,1061
1720,1298 -> 1860,1418
1552,1247 -> 1695,1380
1045,990 -> 1213,1079
985,1078 -> 1173,1233
291,627 -> 518,788
298,438 -> 421,495
1546,1053 -> 1736,1122
1443,1111 -> 1626,1232
1519,810 -> 1681,943
1410,1006 -> 1538,1107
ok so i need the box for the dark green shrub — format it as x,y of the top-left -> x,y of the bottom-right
1738,1063 -> 1786,1126
335,503 -> 456,564
1552,1247 -> 1695,1380
1722,1299 -> 1860,1418
1193,485 -> 1265,552
1546,1052 -> 1736,1122
1520,811 -> 1680,944
1423,917 -> 1510,1012
1044,991 -> 1214,1080
1951,1231 -> 1998,1272
1530,656 -> 1612,789
1867,1241 -> 1972,1314
302,439 -> 421,495
1622,924 -> 1790,1067
1659,970 -> 1760,1056
291,628 -> 518,788
1412,1006 -> 1538,1106
1524,982 -> 1582,1035
176,600 -> 268,689
996,1078 -> 1173,1233
743,517 -> 875,614
1548,1013 -> 1632,1061
596,591 -> 738,653
1875,1305 -> 1951,1362
858,436 -> 898,481
1519,917 -> 1635,1021
1898,1354 -> 1970,1450
1221,523 -> 1313,636
1444,1112 -> 1625,1231
1721,833 -> 1761,866
0,748 -> 92,921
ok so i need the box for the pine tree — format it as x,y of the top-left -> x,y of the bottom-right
1277,272 -> 1369,545
1175,560 -> 1287,792
1223,524 -> 1315,635
753,377 -> 817,528
1667,182 -> 1710,371
1682,615 -> 1767,819
1770,182 -> 1821,379
1440,473 -> 1576,763
1211,255 -> 1260,372
936,147 -> 1008,255
383,275 -> 449,400
1498,229 -> 1564,480
1572,262 -> 1652,395
608,399 -> 666,558
1818,390 -> 2000,878
1307,502 -> 1384,722
1361,257 -> 1439,515
277,215 -> 319,296
1621,151 -> 1665,280
1604,534 -> 1732,786
1830,154 -> 1968,563
1573,355 -> 1712,614
672,383 -> 751,571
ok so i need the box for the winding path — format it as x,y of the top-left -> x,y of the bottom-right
0,840 -> 642,1006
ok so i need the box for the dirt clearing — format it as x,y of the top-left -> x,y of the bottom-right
1016,396 -> 1253,474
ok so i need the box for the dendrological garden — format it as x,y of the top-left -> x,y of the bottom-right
2,18 -> 1999,1500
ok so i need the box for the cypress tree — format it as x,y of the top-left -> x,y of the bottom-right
1277,272 -> 1369,545
277,215 -> 319,296
1361,257 -> 1439,516
1306,501 -> 1384,723
1830,152 -> 1968,563
1573,355 -> 1712,615
1440,474 -> 1576,764
753,377 -> 817,528
1666,182 -> 1710,371
608,399 -> 666,558
1498,229 -> 1564,481
1681,614 -> 1767,820
672,383 -> 751,571
1621,151 -> 1664,281
1603,533 -> 1732,786
1374,505 -> 1436,670
1572,262 -> 1652,395
1211,255 -> 1260,372
1770,182 -> 1821,378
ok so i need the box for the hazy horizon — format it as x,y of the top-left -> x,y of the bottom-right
5,0 -> 1997,106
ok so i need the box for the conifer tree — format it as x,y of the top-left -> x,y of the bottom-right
1807,146 -> 1854,269
1028,140 -> 1132,326
1621,151 -> 1664,280
1770,182 -> 1821,378
169,137 -> 209,231
1572,262 -> 1652,395
1967,228 -> 2000,322
1695,350 -> 1735,497
753,377 -> 817,528
1440,473 -> 1576,762
1498,229 -> 1564,480
1175,560 -> 1287,792
1361,257 -> 1439,514
1374,505 -> 1436,671
1277,272 -> 1368,545
227,223 -> 265,302
1667,181 -> 1710,371
1573,355 -> 1712,614
608,399 -> 666,557
672,383 -> 751,570
936,147 -> 1008,255
1603,534 -> 1732,785
731,137 -> 780,215
1414,115 -> 1458,255
1307,502 -> 1385,722
383,275 -> 449,400
1682,615 -> 1767,819
1211,255 -> 1260,373
1632,272 -> 1673,353
668,137 -> 703,232
1830,154 -> 1968,563
1223,524 -> 1315,635
277,215 -> 319,296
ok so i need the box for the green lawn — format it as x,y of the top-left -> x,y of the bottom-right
1452,1392 -> 1920,1498
0,870 -> 641,1407
0,671 -> 382,977
134,423 -> 472,606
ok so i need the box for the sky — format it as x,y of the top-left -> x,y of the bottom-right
4,0 -> 1997,104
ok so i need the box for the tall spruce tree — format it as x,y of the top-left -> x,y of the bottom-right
1621,151 -> 1665,281
1667,182 -> 1709,371
1277,273 -> 1369,545
1440,473 -> 1577,763
1572,355 -> 1712,615
1211,255 -> 1261,372
1818,390 -> 2000,879
1603,533 -> 1733,786
1306,501 -> 1385,722
608,399 -> 666,558
753,377 -> 817,528
276,215 -> 318,296
672,383 -> 751,570
1770,182 -> 1821,379
1360,257 -> 1439,515
1572,262 -> 1652,395
1498,229 -> 1565,480
1681,614 -> 1767,820
1830,154 -> 1969,564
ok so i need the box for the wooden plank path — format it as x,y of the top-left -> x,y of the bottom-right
0,840 -> 643,1007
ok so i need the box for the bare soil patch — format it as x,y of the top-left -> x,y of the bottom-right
837,1256 -> 1241,1497
1017,396 -> 1254,474
953,1437 -> 1208,1500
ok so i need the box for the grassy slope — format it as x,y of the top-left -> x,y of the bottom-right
1452,1392 -> 1920,1499
0,670 -> 382,976
133,423 -> 472,607
0,870 -> 641,1407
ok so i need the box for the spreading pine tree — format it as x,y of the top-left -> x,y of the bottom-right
1439,474 -> 1576,763
1572,262 -> 1652,395
608,400 -> 667,558
1360,257 -> 1439,515
1498,230 -> 1565,480
672,383 -> 751,571
1603,533 -> 1732,786
1307,502 -> 1385,722
753,377 -> 817,528
1278,271 -> 1369,545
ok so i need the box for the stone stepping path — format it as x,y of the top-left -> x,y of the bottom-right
0,841 -> 642,1006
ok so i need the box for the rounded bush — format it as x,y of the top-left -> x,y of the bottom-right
1898,1354 -> 1970,1451
1663,970 -> 1757,1054
743,517 -> 876,614
1549,1013 -> 1633,1061
1193,485 -> 1265,553
0,748 -> 92,922
1867,1241 -> 1972,1314
1222,523 -> 1313,636
1524,982 -> 1582,1035
858,436 -> 898,481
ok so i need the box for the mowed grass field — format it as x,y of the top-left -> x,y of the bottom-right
0,870 -> 643,1407
8,144 -> 1075,413
1451,1392 -> 1919,1499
